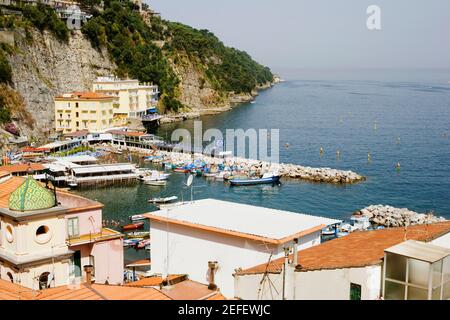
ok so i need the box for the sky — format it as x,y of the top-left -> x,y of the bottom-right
149,0 -> 450,74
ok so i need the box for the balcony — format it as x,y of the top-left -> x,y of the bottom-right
67,228 -> 122,246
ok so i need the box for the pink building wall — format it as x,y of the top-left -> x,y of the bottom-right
65,209 -> 103,236
92,239 -> 124,285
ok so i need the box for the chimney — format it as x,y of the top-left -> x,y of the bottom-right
84,265 -> 94,286
207,261 -> 218,291
293,238 -> 299,266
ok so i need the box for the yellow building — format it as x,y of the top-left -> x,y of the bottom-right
54,92 -> 115,133
92,76 -> 159,122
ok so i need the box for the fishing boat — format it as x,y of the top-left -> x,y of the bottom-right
203,172 -> 216,178
126,231 -> 150,239
136,239 -> 151,249
148,196 -> 178,204
121,222 -> 145,231
129,214 -> 146,222
229,172 -> 281,186
174,167 -> 189,173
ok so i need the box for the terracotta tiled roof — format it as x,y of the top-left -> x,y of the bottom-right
125,274 -> 186,287
0,279 -> 36,300
160,280 -> 224,300
64,129 -> 90,137
0,176 -> 25,207
0,163 -> 45,174
35,284 -> 171,300
0,280 -> 172,300
0,171 -> 10,178
237,222 -> 450,275
108,130 -> 146,137
55,92 -> 114,100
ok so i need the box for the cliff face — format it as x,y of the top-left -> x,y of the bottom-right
7,29 -> 115,140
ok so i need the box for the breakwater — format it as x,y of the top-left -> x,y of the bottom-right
354,205 -> 446,228
121,145 -> 365,184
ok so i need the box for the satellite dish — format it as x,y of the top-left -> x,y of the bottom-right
186,175 -> 193,187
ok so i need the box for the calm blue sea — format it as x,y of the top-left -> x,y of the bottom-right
76,69 -> 450,261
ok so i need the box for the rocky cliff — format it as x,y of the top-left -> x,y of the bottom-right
6,28 -> 115,140
1,1 -> 275,144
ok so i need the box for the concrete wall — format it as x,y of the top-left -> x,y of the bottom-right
234,265 -> 382,300
65,209 -> 102,236
91,238 -> 123,285
150,220 -> 321,297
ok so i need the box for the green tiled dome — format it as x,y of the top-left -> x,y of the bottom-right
8,176 -> 56,212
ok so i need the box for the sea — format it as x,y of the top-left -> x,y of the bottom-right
75,69 -> 450,262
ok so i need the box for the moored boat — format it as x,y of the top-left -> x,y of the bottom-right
144,180 -> 167,186
148,196 -> 178,204
121,222 -> 145,231
127,231 -> 150,239
136,239 -> 151,249
129,214 -> 145,222
229,172 -> 281,186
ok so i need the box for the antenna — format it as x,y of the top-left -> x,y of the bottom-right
186,174 -> 194,203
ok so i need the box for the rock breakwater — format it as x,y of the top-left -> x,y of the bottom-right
354,205 -> 446,227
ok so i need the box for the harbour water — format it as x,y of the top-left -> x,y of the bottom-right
75,69 -> 450,260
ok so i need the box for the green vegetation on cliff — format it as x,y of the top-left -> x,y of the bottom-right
82,0 -> 181,112
82,0 -> 273,112
164,23 -> 273,94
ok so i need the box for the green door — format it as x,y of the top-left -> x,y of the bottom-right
74,250 -> 82,277
350,283 -> 362,300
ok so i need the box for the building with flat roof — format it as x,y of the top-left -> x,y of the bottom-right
234,222 -> 450,300
54,92 -> 115,133
92,76 -> 159,121
144,198 -> 340,297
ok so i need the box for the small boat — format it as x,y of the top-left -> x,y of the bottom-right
145,243 -> 151,251
129,214 -> 146,222
144,180 -> 167,186
121,222 -> 145,231
136,239 -> 151,249
321,227 -> 336,236
123,238 -> 142,247
174,167 -> 189,173
203,172 -> 216,178
148,196 -> 178,204
127,231 -> 150,239
230,172 -> 281,186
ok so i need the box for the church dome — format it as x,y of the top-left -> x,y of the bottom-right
8,176 -> 56,212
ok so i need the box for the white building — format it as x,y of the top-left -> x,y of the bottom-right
92,76 -> 159,122
144,199 -> 340,297
234,222 -> 450,300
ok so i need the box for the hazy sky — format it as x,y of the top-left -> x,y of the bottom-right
149,0 -> 450,73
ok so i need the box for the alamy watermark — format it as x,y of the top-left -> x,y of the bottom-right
367,5 -> 381,30
170,121 -> 280,163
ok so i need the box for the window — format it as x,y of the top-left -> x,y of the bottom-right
350,283 -> 362,300
67,217 -> 79,238
5,225 -> 13,243
35,225 -> 52,244
75,102 -> 79,108
7,272 -> 14,283
39,272 -> 51,290
76,112 -> 79,117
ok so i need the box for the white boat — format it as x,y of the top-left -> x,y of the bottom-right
321,227 -> 336,236
144,180 -> 167,186
148,196 -> 178,204
129,214 -> 146,222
